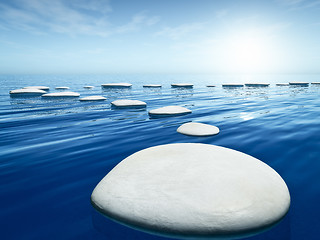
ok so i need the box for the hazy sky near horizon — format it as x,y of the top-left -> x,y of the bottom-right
0,0 -> 320,74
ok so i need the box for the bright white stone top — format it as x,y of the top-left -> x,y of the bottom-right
245,83 -> 270,87
177,122 -> 220,137
55,86 -> 70,90
91,143 -> 290,239
222,83 -> 244,87
80,96 -> 106,101
9,88 -> 46,95
143,84 -> 162,88
111,99 -> 146,107
148,106 -> 191,116
23,86 -> 50,90
289,82 -> 309,85
171,83 -> 193,87
42,91 -> 80,97
101,83 -> 132,88
84,86 -> 94,88
276,83 -> 289,86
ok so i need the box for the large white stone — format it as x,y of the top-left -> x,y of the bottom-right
143,84 -> 162,88
171,83 -> 193,88
111,99 -> 146,108
289,82 -> 309,86
91,143 -> 290,239
42,91 -> 80,97
9,88 -> 46,95
148,106 -> 191,117
245,83 -> 270,87
177,122 -> 220,137
101,83 -> 132,88
80,96 -> 106,101
23,86 -> 50,90
222,83 -> 244,87
55,86 -> 70,90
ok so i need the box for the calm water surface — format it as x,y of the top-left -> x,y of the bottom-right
1,74 -> 320,240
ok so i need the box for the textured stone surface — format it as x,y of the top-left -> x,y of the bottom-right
177,122 -> 219,137
148,106 -> 191,117
91,143 -> 290,239
111,99 -> 146,108
143,84 -> 162,88
42,91 -> 80,97
101,83 -> 132,88
80,96 -> 106,101
9,88 -> 46,95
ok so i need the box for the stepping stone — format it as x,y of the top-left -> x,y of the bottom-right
177,122 -> 219,137
245,83 -> 270,87
311,82 -> 320,85
222,83 -> 244,87
149,106 -> 191,117
171,83 -> 193,88
55,86 -> 70,90
289,82 -> 309,86
276,83 -> 289,86
143,84 -> 162,88
23,86 -> 50,90
42,91 -> 80,97
101,83 -> 132,88
207,85 -> 216,87
111,99 -> 146,108
84,86 -> 94,89
91,143 -> 290,239
80,96 -> 106,101
9,88 -> 46,96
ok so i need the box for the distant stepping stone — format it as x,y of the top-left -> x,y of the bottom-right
289,82 -> 309,86
55,86 -> 70,90
149,106 -> 191,117
245,83 -> 270,87
171,83 -> 193,88
207,85 -> 216,87
80,96 -> 106,101
91,143 -> 290,239
177,122 -> 219,137
111,99 -> 146,108
276,83 -> 289,86
143,84 -> 162,88
311,82 -> 320,85
222,83 -> 244,87
84,86 -> 94,89
9,88 -> 46,96
23,86 -> 50,90
101,83 -> 132,88
42,91 -> 80,97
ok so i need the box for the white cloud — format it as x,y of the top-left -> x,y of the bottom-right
215,9 -> 228,19
155,22 -> 206,40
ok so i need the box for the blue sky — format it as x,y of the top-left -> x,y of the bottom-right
0,0 -> 320,74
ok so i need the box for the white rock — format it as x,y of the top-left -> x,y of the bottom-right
55,86 -> 70,90
101,83 -> 132,88
222,83 -> 244,87
80,96 -> 106,101
245,83 -> 270,87
9,88 -> 46,95
149,106 -> 191,117
111,99 -> 146,108
171,83 -> 193,88
91,143 -> 290,239
177,122 -> 220,137
42,91 -> 80,97
84,86 -> 94,89
276,83 -> 289,86
23,86 -> 50,90
289,82 -> 309,86
143,84 -> 162,88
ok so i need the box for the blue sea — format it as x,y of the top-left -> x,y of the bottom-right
1,74 -> 320,240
